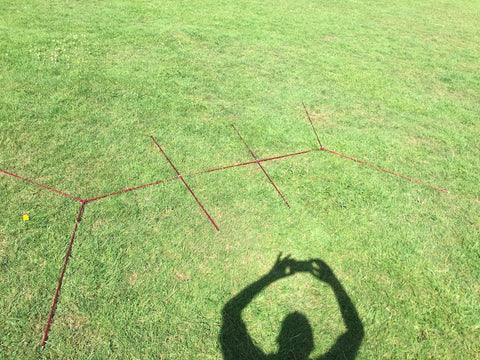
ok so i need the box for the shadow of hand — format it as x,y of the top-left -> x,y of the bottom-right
284,258 -> 334,283
266,253 -> 296,280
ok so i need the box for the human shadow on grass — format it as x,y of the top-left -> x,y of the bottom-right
220,254 -> 364,360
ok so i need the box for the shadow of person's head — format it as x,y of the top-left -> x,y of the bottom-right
277,311 -> 314,360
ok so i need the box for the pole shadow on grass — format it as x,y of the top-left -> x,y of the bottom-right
219,254 -> 364,360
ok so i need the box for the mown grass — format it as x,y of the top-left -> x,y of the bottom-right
1,0 -> 479,359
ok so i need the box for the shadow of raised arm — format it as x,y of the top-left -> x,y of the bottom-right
220,254 -> 296,360
299,259 -> 364,360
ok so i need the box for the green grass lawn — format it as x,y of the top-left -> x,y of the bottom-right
1,0 -> 479,358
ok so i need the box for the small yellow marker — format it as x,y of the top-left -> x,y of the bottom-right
23,213 -> 29,221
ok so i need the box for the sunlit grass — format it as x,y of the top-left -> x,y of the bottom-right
1,0 -> 479,359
